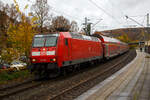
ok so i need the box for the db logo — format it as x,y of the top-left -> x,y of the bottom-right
41,51 -> 46,55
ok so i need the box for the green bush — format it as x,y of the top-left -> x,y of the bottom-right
0,70 -> 31,84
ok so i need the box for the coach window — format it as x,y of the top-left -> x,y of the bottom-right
65,38 -> 68,46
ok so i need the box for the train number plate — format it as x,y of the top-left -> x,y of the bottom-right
40,59 -> 46,61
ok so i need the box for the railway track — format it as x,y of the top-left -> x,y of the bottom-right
49,51 -> 134,100
0,78 -> 41,99
0,50 -> 136,100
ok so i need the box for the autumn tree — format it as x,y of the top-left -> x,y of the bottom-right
0,10 -> 8,51
52,16 -> 71,32
31,0 -> 51,33
7,4 -> 19,24
2,0 -> 38,63
0,1 -> 19,54
117,34 -> 131,43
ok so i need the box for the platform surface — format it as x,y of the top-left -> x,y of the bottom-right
75,50 -> 150,100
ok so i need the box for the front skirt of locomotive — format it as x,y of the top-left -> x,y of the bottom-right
30,63 -> 58,72
29,62 -> 61,78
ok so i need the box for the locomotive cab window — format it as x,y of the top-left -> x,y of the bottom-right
33,36 -> 58,47
45,37 -> 57,47
33,37 -> 45,47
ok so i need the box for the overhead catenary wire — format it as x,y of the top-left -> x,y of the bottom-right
101,0 -> 148,29
48,1 -> 83,21
141,15 -> 146,26
125,15 -> 146,27
50,7 -> 83,21
28,0 -> 83,22
108,0 -> 147,26
107,0 -> 125,17
88,0 -> 122,25
129,15 -> 147,18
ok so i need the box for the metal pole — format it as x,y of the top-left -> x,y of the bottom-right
147,13 -> 149,27
85,17 -> 88,34
146,13 -> 149,50
125,15 -> 146,51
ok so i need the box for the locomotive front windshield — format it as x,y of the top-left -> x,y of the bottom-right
33,36 -> 57,47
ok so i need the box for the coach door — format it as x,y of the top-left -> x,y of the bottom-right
105,43 -> 109,58
64,38 -> 71,60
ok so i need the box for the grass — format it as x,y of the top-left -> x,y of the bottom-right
0,70 -> 31,84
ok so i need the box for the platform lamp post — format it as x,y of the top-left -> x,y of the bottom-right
125,15 -> 147,52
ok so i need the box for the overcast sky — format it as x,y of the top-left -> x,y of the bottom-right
2,0 -> 150,31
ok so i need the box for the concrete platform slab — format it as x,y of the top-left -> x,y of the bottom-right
75,51 -> 150,100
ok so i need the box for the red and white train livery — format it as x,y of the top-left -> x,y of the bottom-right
30,32 -> 129,77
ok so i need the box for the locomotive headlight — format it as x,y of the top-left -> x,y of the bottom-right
32,59 -> 36,62
47,51 -> 55,55
32,52 -> 40,56
53,58 -> 56,62
50,58 -> 56,62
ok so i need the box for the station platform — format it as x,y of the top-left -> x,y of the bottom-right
75,50 -> 150,100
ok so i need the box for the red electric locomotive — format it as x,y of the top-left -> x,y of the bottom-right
30,32 -> 103,77
30,32 -> 129,78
